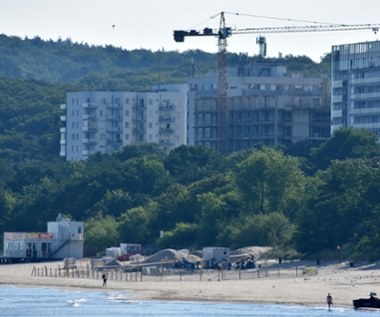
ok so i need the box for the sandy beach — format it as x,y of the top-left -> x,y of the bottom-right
0,260 -> 379,308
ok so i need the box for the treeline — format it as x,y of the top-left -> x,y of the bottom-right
0,34 -> 330,91
1,129 -> 380,260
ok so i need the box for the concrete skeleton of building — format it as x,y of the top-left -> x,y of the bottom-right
60,39 -> 380,159
188,61 -> 331,153
331,40 -> 380,140
60,85 -> 187,160
3,214 -> 84,260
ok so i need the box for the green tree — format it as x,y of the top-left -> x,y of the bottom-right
85,214 -> 119,256
89,189 -> 133,217
311,128 -> 380,170
118,206 -> 150,244
0,189 -> 16,231
157,222 -> 198,249
195,192 -> 227,246
295,159 -> 373,253
164,145 -> 226,185
236,147 -> 306,215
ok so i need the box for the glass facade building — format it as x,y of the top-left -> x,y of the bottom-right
331,40 -> 380,139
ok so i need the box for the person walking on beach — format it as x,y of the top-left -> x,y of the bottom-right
102,272 -> 108,287
326,293 -> 333,310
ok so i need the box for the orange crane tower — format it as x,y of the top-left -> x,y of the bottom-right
174,12 -> 380,153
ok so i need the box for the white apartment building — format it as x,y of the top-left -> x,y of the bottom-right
331,40 -> 380,139
60,87 -> 187,160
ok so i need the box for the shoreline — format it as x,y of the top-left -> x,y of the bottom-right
0,260 -> 379,308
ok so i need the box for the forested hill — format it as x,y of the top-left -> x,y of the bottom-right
0,34 -> 330,90
0,34 -> 331,162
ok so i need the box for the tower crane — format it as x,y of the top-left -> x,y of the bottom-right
174,12 -> 380,153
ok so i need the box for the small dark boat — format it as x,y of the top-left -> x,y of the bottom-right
353,292 -> 380,309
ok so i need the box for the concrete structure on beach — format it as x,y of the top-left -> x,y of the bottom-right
3,214 -> 84,260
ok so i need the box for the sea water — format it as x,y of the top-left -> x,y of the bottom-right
0,285 -> 378,317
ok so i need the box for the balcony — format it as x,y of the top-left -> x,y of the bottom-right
60,104 -> 67,110
82,114 -> 96,121
351,77 -> 380,85
106,127 -> 120,133
159,116 -> 176,123
159,105 -> 174,111
160,128 -> 174,134
159,140 -> 175,147
332,95 -> 343,103
60,115 -> 66,121
351,92 -> 380,100
82,102 -> 97,109
332,80 -> 343,88
82,125 -> 97,132
82,138 -> 97,145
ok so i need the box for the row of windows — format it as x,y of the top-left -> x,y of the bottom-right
353,100 -> 380,109
70,97 -> 176,107
246,83 -> 321,93
353,85 -> 380,94
353,115 -> 380,124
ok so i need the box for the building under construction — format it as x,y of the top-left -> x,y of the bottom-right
187,61 -> 331,153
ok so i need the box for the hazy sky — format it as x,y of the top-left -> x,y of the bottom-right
1,0 -> 379,62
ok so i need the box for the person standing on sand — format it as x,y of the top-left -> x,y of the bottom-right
326,293 -> 333,310
102,272 -> 108,287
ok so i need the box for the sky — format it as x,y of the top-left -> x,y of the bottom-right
1,0 -> 380,62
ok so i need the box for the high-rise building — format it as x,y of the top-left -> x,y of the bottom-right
60,87 -> 187,160
188,62 -> 331,153
331,40 -> 380,139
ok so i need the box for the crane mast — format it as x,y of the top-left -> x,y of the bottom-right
174,12 -> 380,153
217,12 -> 228,153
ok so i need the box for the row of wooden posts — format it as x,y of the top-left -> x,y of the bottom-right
31,265 -> 143,281
31,264 -> 315,282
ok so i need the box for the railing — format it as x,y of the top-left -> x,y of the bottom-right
49,239 -> 70,258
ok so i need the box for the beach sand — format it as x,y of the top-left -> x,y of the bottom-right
0,260 -> 379,307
